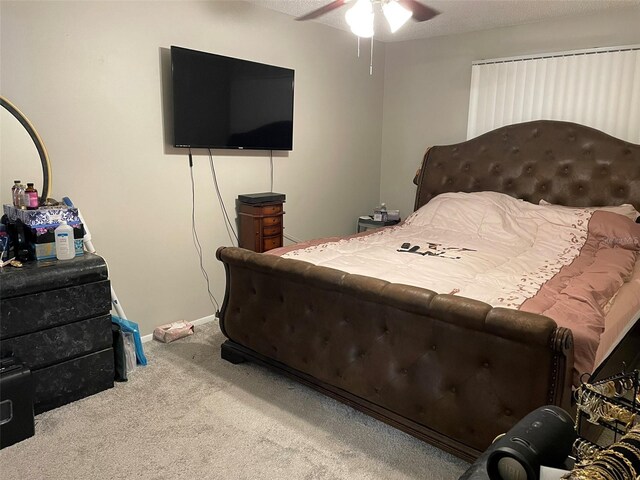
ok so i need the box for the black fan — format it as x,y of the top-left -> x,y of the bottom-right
296,0 -> 439,23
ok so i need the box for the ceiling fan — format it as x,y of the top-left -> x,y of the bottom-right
296,0 -> 439,37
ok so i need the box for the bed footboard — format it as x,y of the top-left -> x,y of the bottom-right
216,246 -> 574,461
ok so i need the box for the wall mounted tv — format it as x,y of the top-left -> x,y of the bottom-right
171,46 -> 295,151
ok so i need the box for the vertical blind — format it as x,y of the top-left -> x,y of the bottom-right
467,46 -> 640,142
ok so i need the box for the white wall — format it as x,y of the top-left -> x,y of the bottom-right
5,1 -> 639,337
381,5 -> 640,217
1,1 -> 385,334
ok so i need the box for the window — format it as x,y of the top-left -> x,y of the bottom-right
467,46 -> 640,143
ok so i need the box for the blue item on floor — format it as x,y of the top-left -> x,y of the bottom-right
111,315 -> 147,366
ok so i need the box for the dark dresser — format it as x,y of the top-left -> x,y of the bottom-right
0,253 -> 114,414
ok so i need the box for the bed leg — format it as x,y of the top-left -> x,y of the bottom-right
221,341 -> 248,364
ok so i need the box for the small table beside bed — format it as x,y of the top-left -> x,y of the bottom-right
216,120 -> 640,461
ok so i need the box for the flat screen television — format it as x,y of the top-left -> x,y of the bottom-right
171,46 -> 295,151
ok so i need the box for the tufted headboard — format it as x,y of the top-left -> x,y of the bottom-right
414,120 -> 640,212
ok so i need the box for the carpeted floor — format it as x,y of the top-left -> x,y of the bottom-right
0,322 -> 469,480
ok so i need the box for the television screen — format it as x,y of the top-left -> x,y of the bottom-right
171,46 -> 295,151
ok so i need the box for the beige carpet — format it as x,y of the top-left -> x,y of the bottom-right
0,322 -> 469,479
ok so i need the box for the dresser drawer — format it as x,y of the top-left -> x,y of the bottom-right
0,314 -> 112,370
0,280 -> 111,339
0,253 -> 108,299
32,347 -> 114,414
263,236 -> 282,251
263,224 -> 282,236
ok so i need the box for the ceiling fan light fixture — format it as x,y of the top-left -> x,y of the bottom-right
345,0 -> 374,38
382,0 -> 412,33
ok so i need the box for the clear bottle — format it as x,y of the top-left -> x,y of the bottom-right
11,180 -> 22,207
380,202 -> 388,222
25,183 -> 39,210
54,221 -> 75,260
373,206 -> 382,221
15,182 -> 27,209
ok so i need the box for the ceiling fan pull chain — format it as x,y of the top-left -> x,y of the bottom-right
370,37 -> 374,75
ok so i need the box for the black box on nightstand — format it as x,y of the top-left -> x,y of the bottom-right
238,192 -> 286,204
0,357 -> 35,449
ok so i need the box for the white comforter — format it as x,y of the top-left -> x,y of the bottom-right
283,192 -> 592,309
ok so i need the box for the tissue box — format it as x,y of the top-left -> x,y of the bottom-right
25,224 -> 85,260
387,209 -> 400,221
3,204 -> 80,227
153,322 -> 194,343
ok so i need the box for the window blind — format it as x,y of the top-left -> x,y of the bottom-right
467,46 -> 640,143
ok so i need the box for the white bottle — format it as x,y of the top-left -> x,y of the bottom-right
54,221 -> 75,260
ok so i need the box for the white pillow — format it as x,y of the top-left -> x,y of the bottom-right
538,199 -> 640,220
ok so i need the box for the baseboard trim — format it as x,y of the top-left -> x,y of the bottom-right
141,314 -> 217,343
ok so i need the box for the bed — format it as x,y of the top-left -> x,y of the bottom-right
216,120 -> 640,461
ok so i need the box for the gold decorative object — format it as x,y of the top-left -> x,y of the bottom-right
566,370 -> 640,480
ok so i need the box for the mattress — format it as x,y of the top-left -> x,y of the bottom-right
594,257 -> 640,368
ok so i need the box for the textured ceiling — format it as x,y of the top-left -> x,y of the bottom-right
247,0 -> 640,43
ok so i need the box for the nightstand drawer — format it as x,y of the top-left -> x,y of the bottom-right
238,203 -> 283,216
263,236 -> 282,251
263,225 -> 281,236
262,216 -> 282,226
259,204 -> 282,215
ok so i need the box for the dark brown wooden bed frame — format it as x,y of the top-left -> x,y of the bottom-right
216,120 -> 640,462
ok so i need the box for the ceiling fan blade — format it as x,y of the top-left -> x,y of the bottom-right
396,0 -> 439,22
295,0 -> 349,21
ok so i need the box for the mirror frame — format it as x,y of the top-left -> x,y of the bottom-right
1,95 -> 52,204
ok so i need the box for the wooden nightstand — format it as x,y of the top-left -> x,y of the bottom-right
237,194 -> 285,253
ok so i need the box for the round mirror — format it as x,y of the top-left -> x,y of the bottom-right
0,96 -> 52,206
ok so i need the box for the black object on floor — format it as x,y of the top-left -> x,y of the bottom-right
112,324 -> 128,382
459,405 -> 575,480
0,356 -> 35,449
